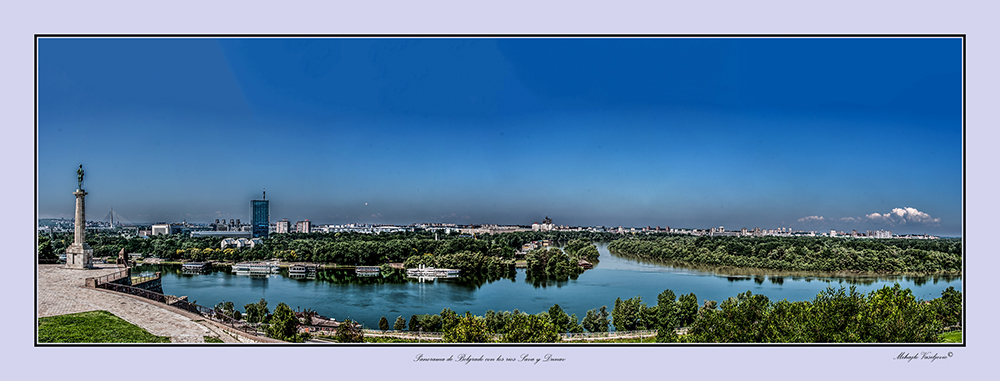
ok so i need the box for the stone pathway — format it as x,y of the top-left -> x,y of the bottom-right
37,264 -> 239,343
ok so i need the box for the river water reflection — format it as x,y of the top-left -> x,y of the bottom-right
139,243 -> 962,328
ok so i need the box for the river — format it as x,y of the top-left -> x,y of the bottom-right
135,243 -> 962,328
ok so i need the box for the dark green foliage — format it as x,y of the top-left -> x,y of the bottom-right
861,284 -> 941,342
525,247 -> 583,281
583,306 -> 610,333
548,304 -> 571,333
687,284 -> 949,343
567,313 -> 584,333
408,314 -> 421,332
38,310 -> 171,343
500,312 -> 560,343
612,296 -> 649,331
214,300 -> 241,321
442,312 -> 492,343
677,293 -> 699,327
563,239 -> 590,255
576,245 -> 600,262
439,308 -> 459,333
38,234 -> 58,263
608,236 -> 961,274
267,303 -> 302,342
243,298 -> 269,325
379,316 -> 390,331
421,314 -> 443,332
335,319 -> 364,343
805,286 -> 867,342
393,316 -> 407,331
928,286 -> 962,327
484,310 -> 511,335
689,291 -> 771,342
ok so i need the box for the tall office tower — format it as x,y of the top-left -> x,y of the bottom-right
251,192 -> 269,238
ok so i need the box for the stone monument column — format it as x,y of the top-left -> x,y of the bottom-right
66,167 -> 94,269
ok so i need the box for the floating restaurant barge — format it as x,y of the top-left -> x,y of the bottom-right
182,261 -> 212,271
289,263 -> 318,279
355,266 -> 381,277
289,264 -> 318,274
406,264 -> 460,278
231,261 -> 281,275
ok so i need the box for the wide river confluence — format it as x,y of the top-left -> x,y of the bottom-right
137,243 -> 961,328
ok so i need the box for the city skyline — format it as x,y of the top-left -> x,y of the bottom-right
37,37 -> 963,236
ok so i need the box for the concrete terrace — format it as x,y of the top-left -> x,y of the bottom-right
37,263 -> 241,343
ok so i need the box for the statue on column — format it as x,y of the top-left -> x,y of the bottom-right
77,164 -> 85,190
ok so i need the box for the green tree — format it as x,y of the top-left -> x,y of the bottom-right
335,319 -> 364,343
38,234 -> 57,262
500,313 -> 559,343
612,296 -> 645,331
408,314 -> 421,332
394,316 -> 407,331
548,304 -> 571,333
677,293 -> 699,327
379,316 -> 390,331
439,308 -> 460,332
566,313 -> 584,333
806,286 -> 865,342
929,286 -> 962,328
442,312 -> 493,343
582,306 -> 610,333
267,303 -> 302,342
859,284 -> 941,343
244,298 -> 269,325
688,291 -> 770,342
656,289 -> 678,331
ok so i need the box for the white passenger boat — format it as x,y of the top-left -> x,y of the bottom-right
405,264 -> 460,278
231,261 -> 280,274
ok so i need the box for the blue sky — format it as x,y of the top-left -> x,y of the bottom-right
36,37 -> 962,235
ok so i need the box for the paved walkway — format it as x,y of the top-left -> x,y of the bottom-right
37,264 -> 240,343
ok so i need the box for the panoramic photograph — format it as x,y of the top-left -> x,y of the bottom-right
36,36 -> 963,344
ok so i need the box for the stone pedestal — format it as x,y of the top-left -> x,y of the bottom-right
65,189 -> 94,269
66,243 -> 94,269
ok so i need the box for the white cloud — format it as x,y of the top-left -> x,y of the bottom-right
798,207 -> 940,227
865,207 -> 940,226
797,215 -> 825,223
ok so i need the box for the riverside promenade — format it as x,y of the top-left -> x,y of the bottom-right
37,263 -> 240,343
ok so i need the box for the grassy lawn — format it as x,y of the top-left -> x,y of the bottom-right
938,330 -> 962,343
38,310 -> 171,343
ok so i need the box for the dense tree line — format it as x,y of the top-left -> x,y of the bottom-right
374,285 -> 960,343
45,229 -> 626,264
687,285 -> 961,343
608,236 -> 961,274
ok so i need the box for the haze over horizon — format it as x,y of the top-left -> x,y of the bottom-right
37,37 -> 963,236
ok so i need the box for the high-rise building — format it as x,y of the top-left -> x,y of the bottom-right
296,219 -> 311,233
276,218 -> 291,234
251,196 -> 269,239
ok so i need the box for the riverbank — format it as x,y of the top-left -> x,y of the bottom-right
608,236 -> 962,276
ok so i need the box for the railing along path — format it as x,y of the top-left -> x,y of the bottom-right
87,271 -> 260,337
